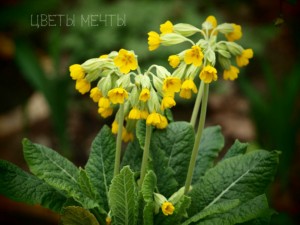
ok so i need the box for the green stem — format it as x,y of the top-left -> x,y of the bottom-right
139,124 -> 152,187
184,83 -> 209,194
190,81 -> 205,128
114,104 -> 125,177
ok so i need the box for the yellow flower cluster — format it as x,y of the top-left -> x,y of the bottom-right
147,16 -> 254,96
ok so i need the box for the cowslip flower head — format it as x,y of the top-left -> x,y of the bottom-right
160,20 -> 173,34
75,78 -> 91,94
140,110 -> 149,119
148,31 -> 161,51
122,128 -> 134,142
179,79 -> 198,99
90,87 -> 102,103
111,120 -> 119,134
156,114 -> 168,129
225,24 -> 242,42
139,88 -> 151,102
236,49 -> 253,67
199,66 -> 218,83
168,55 -> 181,68
162,77 -> 181,94
98,107 -> 113,118
205,15 -> 217,29
108,88 -> 128,104
106,216 -> 112,225
184,45 -> 204,67
69,64 -> 85,80
128,108 -> 141,120
98,97 -> 110,108
114,49 -> 138,74
146,112 -> 161,127
161,201 -> 175,216
223,66 -> 240,80
161,96 -> 176,110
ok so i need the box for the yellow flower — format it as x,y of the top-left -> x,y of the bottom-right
163,77 -> 181,94
205,15 -> 217,29
161,96 -> 176,110
108,88 -> 128,104
99,54 -> 108,59
140,110 -> 149,119
179,79 -> 198,99
160,20 -> 173,34
106,216 -> 112,225
168,55 -> 180,68
146,112 -> 161,127
199,66 -> 218,83
122,128 -> 134,142
98,107 -> 113,118
111,120 -> 119,134
98,97 -> 111,108
75,78 -> 91,94
139,88 -> 151,102
69,64 -> 85,80
114,49 -> 138,74
161,202 -> 175,216
90,87 -> 102,103
236,49 -> 253,67
184,46 -> 204,67
223,66 -> 240,80
156,115 -> 168,129
225,24 -> 242,42
128,108 -> 141,120
148,31 -> 161,51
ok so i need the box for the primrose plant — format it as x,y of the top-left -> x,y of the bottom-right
0,16 -> 279,225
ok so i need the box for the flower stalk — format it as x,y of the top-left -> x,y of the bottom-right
114,104 -> 125,177
190,81 -> 205,128
139,124 -> 152,187
184,83 -> 209,194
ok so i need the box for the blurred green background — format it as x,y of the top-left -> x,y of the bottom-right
0,0 -> 299,224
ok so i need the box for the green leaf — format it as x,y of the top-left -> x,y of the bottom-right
85,126 -> 116,210
194,195 -> 270,225
192,126 -> 224,183
22,138 -> 97,209
109,166 -> 137,225
0,160 -> 67,213
223,139 -> 249,160
60,206 -> 99,225
121,137 -> 143,172
182,199 -> 240,225
151,122 -> 194,188
188,150 -> 279,216
141,171 -> 157,225
78,169 -> 99,206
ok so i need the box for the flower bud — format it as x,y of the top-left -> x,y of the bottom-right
226,42 -> 243,56
174,23 -> 200,37
160,33 -> 188,46
216,23 -> 234,34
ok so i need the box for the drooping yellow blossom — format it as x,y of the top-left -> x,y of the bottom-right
179,79 -> 198,99
140,110 -> 149,119
90,87 -> 102,103
111,120 -> 119,134
114,49 -> 138,74
184,46 -> 204,67
236,49 -> 253,67
106,216 -> 112,225
139,88 -> 151,102
205,15 -> 217,29
168,55 -> 181,68
160,20 -> 173,34
75,78 -> 91,94
99,54 -> 108,59
122,128 -> 134,142
98,97 -> 111,108
223,66 -> 240,80
146,112 -> 162,127
98,107 -> 113,118
162,77 -> 181,94
128,108 -> 141,120
156,115 -> 168,129
161,201 -> 175,216
199,66 -> 218,83
225,24 -> 242,42
148,31 -> 161,51
69,64 -> 85,80
108,88 -> 128,104
161,96 -> 176,110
